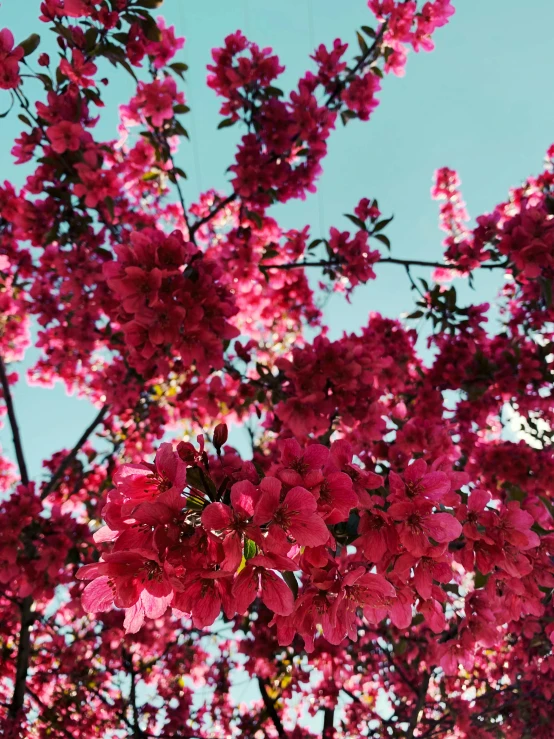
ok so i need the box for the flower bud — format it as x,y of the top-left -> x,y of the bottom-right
213,423 -> 228,450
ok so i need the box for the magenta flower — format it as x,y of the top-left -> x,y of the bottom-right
389,499 -> 462,557
233,554 -> 297,616
389,458 -> 451,503
253,477 -> 329,552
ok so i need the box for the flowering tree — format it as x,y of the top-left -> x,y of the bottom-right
1,1 -> 553,737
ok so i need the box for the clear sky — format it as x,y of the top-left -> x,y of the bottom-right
2,0 -> 554,478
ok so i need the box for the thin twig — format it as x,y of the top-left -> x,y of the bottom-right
0,356 -> 29,485
260,256 -> 506,272
190,193 -> 237,235
406,672 -> 430,739
9,596 -> 34,718
325,21 -> 388,108
41,403 -> 109,500
258,678 -> 287,739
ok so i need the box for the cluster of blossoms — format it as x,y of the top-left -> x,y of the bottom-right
120,76 -> 185,130
0,29 -> 23,90
1,1 -> 554,738
0,256 -> 30,363
0,483 -> 90,600
369,0 -> 455,75
103,228 -> 239,377
79,432 -> 554,682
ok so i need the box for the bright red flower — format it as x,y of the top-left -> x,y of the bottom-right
46,121 -> 83,154
253,477 -> 329,552
389,499 -> 462,556
389,458 -> 451,503
233,553 -> 297,616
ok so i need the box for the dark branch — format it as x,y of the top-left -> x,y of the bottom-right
323,706 -> 335,738
190,193 -> 237,235
0,356 -> 29,486
41,403 -> 109,500
406,672 -> 430,739
258,678 -> 287,738
325,21 -> 388,108
9,595 -> 34,718
260,256 -> 507,273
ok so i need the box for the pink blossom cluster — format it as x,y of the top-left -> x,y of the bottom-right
79,433 -> 554,677
103,228 -> 239,377
0,29 -> 23,90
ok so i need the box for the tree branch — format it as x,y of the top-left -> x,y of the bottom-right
406,672 -> 430,739
323,706 -> 335,738
260,256 -> 506,273
0,356 -> 29,486
9,595 -> 34,718
258,678 -> 287,738
41,403 -> 109,500
190,193 -> 237,235
325,21 -> 388,108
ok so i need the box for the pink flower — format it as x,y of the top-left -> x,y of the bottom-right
59,49 -> 97,88
106,264 -> 163,313
63,0 -> 91,17
77,551 -> 175,627
356,507 -> 398,562
316,470 -> 357,524
389,458 -> 451,503
172,569 -> 235,628
233,553 -> 297,616
330,567 -> 396,642
47,121 -> 83,154
0,29 -> 24,90
277,438 -> 329,488
253,477 -> 329,552
394,547 -> 453,600
112,443 -> 187,511
389,499 -> 462,557
201,481 -> 258,571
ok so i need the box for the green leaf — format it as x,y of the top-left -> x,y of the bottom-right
265,85 -> 284,97
84,27 -> 98,50
361,25 -> 376,38
186,466 -> 216,501
36,73 -> 53,91
373,233 -> 391,250
142,171 -> 159,182
356,31 -> 369,55
117,57 -> 138,81
104,196 -> 115,221
373,216 -> 394,233
173,120 -> 189,139
282,571 -> 298,599
173,104 -> 190,115
18,114 -> 32,127
244,538 -> 257,560
344,213 -> 366,230
19,34 -> 40,57
134,0 -> 164,7
246,209 -> 263,229
217,117 -> 236,129
340,110 -> 357,126
172,166 -> 187,180
474,571 -> 489,589
169,62 -> 188,79
139,13 -> 162,42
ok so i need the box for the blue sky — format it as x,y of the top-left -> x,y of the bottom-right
2,0 -> 554,477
